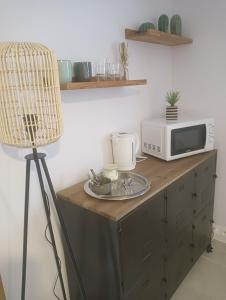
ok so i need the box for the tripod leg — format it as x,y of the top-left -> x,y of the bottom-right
21,159 -> 31,300
33,155 -> 67,300
41,158 -> 87,300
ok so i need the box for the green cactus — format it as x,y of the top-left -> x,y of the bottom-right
158,14 -> 169,32
170,15 -> 182,36
138,22 -> 155,33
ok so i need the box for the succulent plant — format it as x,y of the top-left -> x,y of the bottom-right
166,90 -> 180,106
138,22 -> 155,33
170,15 -> 182,36
158,14 -> 169,32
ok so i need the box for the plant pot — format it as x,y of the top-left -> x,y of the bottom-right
166,105 -> 178,120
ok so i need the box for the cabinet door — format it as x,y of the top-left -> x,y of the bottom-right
123,261 -> 165,300
165,226 -> 192,299
166,171 -> 193,250
193,155 -> 216,215
165,171 -> 193,298
192,204 -> 213,263
119,191 -> 165,295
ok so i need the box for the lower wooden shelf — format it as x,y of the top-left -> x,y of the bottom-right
60,79 -> 147,90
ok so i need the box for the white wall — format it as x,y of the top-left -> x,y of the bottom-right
0,1 -> 173,299
172,0 -> 226,228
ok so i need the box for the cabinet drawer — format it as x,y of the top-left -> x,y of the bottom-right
166,171 -> 193,248
119,191 -> 164,292
194,155 -> 216,214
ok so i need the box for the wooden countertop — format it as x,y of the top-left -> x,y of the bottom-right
57,150 -> 217,222
0,275 -> 5,300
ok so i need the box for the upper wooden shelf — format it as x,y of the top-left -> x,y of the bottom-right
60,79 -> 147,90
125,28 -> 193,46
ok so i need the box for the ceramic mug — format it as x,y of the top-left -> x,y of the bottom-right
57,60 -> 72,84
102,164 -> 118,181
74,62 -> 92,82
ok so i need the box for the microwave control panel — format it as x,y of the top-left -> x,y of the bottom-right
141,122 -> 165,159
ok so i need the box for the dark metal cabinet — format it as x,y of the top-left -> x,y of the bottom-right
57,153 -> 217,300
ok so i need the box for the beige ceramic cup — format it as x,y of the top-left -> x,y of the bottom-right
102,164 -> 118,181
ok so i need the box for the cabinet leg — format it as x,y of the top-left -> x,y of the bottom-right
206,243 -> 213,253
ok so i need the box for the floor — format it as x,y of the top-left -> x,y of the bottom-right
171,239 -> 226,300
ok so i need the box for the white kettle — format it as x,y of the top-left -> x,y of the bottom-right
111,132 -> 139,171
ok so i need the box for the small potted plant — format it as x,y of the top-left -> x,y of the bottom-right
166,90 -> 180,120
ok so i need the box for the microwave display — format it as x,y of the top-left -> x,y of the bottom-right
171,124 -> 206,156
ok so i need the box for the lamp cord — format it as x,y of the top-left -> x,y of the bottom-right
44,191 -> 62,300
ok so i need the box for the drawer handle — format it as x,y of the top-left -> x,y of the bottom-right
162,278 -> 167,284
204,166 -> 209,172
202,215 -> 207,221
142,279 -> 151,288
178,184 -> 185,192
178,240 -> 184,248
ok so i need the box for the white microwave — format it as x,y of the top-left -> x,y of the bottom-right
141,116 -> 215,161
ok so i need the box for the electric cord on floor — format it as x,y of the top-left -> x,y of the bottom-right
44,191 -> 62,300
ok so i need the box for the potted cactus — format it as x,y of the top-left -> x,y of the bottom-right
158,14 -> 169,32
170,15 -> 182,36
166,90 -> 180,120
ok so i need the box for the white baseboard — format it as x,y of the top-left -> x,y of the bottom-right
213,224 -> 226,244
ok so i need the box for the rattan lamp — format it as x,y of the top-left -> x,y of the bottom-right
0,43 -> 86,300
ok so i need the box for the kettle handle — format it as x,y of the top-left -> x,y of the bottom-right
132,141 -> 136,164
135,134 -> 140,154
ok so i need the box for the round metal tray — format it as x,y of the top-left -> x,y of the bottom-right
84,171 -> 151,201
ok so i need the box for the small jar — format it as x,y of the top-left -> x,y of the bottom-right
102,164 -> 118,181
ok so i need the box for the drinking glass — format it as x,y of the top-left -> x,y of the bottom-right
73,62 -> 92,82
109,63 -> 121,80
57,60 -> 72,84
95,62 -> 106,81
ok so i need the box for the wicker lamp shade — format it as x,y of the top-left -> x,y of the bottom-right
0,42 -> 63,148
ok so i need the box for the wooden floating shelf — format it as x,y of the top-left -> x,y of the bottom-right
60,79 -> 147,90
125,28 -> 193,46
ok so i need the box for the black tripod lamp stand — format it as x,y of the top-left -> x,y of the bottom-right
0,43 -> 87,300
